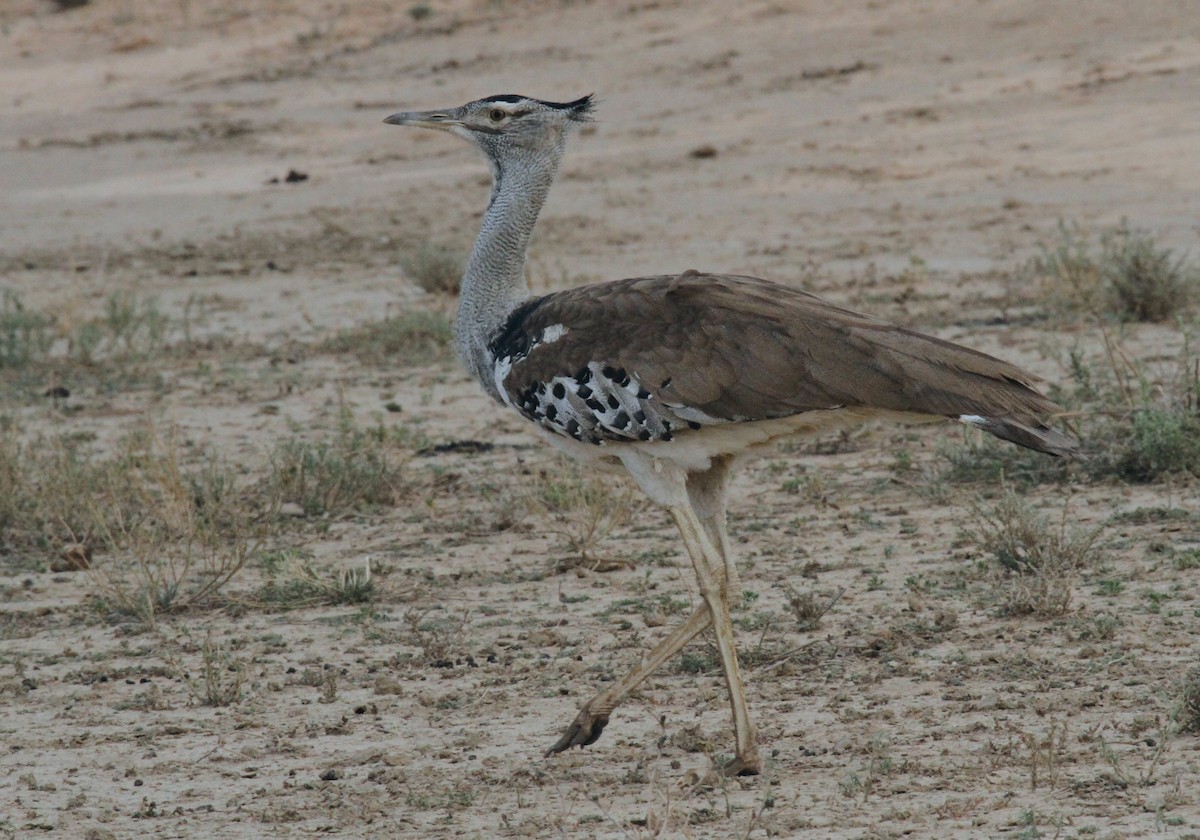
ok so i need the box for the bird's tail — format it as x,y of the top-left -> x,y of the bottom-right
958,414 -> 1080,458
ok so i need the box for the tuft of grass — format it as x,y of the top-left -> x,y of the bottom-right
402,606 -> 471,663
1101,226 -> 1197,322
321,309 -> 453,365
0,289 -> 53,369
531,463 -> 635,571
1,422 -> 266,623
966,491 -> 1102,617
1176,666 -> 1200,735
255,551 -> 375,608
402,242 -> 463,295
1026,221 -> 1105,315
782,584 -> 843,630
85,436 -> 267,625
265,412 -> 408,517
167,628 -> 249,707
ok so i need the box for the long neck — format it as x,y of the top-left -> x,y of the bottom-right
455,151 -> 560,394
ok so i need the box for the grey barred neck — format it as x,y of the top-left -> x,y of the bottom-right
455,149 -> 563,399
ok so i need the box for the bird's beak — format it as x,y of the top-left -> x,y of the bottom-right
383,109 -> 460,130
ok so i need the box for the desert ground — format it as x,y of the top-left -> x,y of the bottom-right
2,1 -> 1199,837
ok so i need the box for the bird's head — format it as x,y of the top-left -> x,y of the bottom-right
384,94 -> 594,169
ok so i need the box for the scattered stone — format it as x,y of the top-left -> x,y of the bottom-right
320,768 -> 341,781
266,169 -> 309,184
689,144 -> 718,159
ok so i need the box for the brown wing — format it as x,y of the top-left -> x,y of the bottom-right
489,271 -> 1076,455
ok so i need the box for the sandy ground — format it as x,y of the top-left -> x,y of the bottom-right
2,1 -> 1200,837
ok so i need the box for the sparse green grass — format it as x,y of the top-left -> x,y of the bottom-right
941,434 -> 1072,487
321,309 -> 453,365
255,550 -> 376,608
1,422 -> 266,624
531,463 -> 635,570
265,412 -> 409,517
0,289 -> 170,388
967,491 -> 1102,617
0,289 -> 53,369
840,736 -> 896,801
402,242 -> 464,295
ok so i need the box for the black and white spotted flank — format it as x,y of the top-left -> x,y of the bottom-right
488,310 -> 708,446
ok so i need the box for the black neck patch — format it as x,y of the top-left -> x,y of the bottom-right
488,296 -> 547,363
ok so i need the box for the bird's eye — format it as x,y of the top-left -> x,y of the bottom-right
488,108 -> 506,122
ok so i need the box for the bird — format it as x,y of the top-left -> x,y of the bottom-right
384,94 -> 1078,777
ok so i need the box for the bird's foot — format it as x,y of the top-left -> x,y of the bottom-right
545,705 -> 610,756
719,754 -> 761,777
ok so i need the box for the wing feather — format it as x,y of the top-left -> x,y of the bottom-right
491,272 -> 1075,455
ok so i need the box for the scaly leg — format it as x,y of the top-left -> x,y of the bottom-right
548,454 -> 760,775
545,595 -> 714,755
686,455 -> 740,597
669,502 -> 761,775
545,487 -> 733,756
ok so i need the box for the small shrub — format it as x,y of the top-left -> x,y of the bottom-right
168,628 -> 248,707
1100,226 -> 1197,322
967,491 -> 1102,617
782,584 -> 843,630
1095,405 -> 1200,481
256,551 -> 375,608
1176,666 -> 1200,734
402,242 -> 463,295
1027,221 -> 1105,314
402,606 -> 470,663
531,464 -> 635,571
83,434 -> 267,624
944,329 -> 1200,485
2,423 -> 265,622
1026,222 -> 1197,321
266,415 -> 407,516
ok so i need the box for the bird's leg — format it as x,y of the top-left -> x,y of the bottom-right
669,502 -> 761,776
545,594 -> 715,756
548,453 -> 759,775
687,455 -> 740,599
546,464 -> 736,758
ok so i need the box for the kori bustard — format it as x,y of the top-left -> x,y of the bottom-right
385,94 -> 1077,776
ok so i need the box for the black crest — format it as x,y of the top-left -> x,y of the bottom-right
488,296 -> 547,363
480,94 -> 595,121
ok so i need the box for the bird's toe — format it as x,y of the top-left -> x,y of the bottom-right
545,710 -> 610,756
